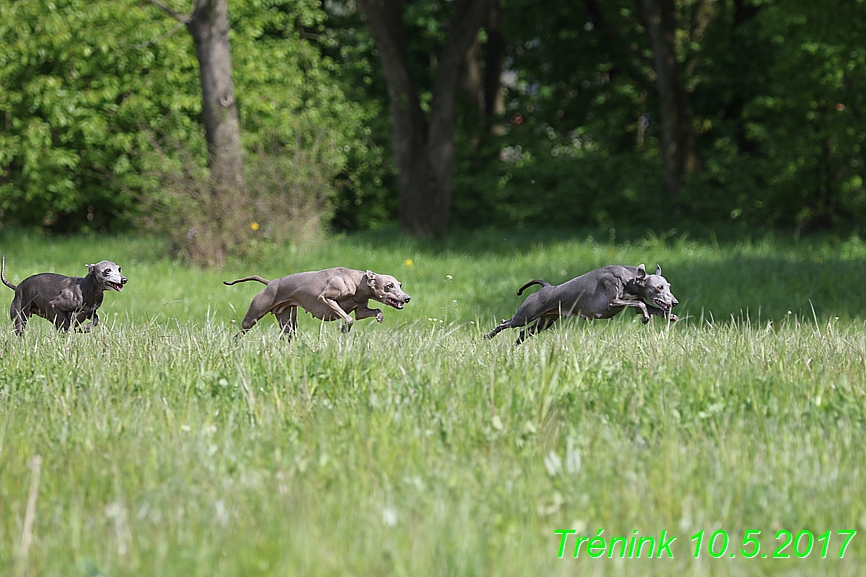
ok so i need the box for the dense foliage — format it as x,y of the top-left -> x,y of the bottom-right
0,0 -> 373,232
1,0 -> 864,234
450,0 -> 866,231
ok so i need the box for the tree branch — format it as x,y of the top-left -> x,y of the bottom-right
127,18 -> 187,49
146,0 -> 190,24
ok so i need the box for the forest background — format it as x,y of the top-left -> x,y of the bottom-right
4,4 -> 866,573
1,0 -> 864,263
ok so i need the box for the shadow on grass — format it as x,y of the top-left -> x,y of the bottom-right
3,225 -> 866,324
339,224 -> 658,258
468,254 -> 866,325
334,222 -> 825,258
673,254 -> 866,323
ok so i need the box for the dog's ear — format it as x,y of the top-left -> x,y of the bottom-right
366,270 -> 376,286
86,263 -> 95,274
655,264 -> 662,276
635,264 -> 647,287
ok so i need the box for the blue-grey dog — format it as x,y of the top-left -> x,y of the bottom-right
224,267 -> 411,340
2,255 -> 126,335
485,264 -> 678,344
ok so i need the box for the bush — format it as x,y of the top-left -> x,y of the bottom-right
0,0 -> 378,246
452,129 -> 670,230
135,134 -> 334,267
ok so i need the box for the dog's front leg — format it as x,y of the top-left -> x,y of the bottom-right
354,303 -> 384,323
604,279 -> 651,323
610,297 -> 650,323
317,295 -> 354,332
78,311 -> 99,333
47,307 -> 73,332
642,303 -> 677,322
318,279 -> 356,332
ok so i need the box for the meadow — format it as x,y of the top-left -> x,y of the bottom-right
1,227 -> 866,576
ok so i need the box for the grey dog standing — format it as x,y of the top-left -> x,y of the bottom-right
224,267 -> 411,339
485,264 -> 678,344
2,255 -> 127,335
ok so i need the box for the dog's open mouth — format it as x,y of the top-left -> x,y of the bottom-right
654,298 -> 671,311
385,297 -> 405,309
106,281 -> 124,292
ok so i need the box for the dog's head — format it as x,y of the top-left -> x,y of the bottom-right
365,271 -> 411,310
631,264 -> 678,311
87,260 -> 127,292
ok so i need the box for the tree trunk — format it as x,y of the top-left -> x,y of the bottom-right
462,37 -> 485,117
460,0 -> 507,142
186,0 -> 246,194
483,0 -> 507,121
360,0 -> 489,238
146,0 -> 247,265
638,0 -> 699,197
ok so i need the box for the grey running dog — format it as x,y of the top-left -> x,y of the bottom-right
2,255 -> 127,336
224,267 -> 411,339
485,264 -> 678,345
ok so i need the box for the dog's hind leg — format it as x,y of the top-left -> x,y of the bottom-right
275,306 -> 298,341
514,320 -> 535,345
239,288 -> 280,334
10,298 -> 27,336
485,318 -> 517,339
484,323 -> 503,339
485,293 -> 549,340
515,313 -> 559,345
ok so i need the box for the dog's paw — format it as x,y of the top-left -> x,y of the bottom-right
668,314 -> 678,322
641,315 -> 650,324
376,311 -> 384,323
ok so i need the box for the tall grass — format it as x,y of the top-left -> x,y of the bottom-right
1,228 -> 865,576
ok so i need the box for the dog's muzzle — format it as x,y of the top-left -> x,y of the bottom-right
386,295 -> 411,309
654,297 -> 676,311
107,277 -> 127,292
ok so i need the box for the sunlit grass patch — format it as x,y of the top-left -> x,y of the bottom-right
1,229 -> 866,575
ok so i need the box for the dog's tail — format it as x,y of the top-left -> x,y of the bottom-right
223,275 -> 271,286
517,279 -> 551,295
1,255 -> 17,291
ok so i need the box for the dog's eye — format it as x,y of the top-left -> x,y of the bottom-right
386,283 -> 394,290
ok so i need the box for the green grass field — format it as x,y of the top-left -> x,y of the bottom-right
1,228 -> 865,576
